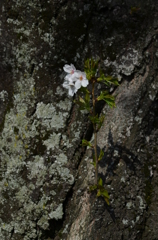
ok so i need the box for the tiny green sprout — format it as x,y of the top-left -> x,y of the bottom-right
82,139 -> 93,148
4,182 -> 8,187
98,149 -> 104,162
84,58 -> 99,80
89,185 -> 97,191
90,154 -> 96,168
97,91 -> 116,108
62,59 -> 119,205
130,6 -> 140,15
97,74 -> 119,86
98,177 -> 103,186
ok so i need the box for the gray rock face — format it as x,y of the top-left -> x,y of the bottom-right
0,0 -> 158,239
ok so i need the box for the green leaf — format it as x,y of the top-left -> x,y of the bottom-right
85,92 -> 90,103
97,74 -> 119,86
97,91 -> 116,108
79,96 -> 85,103
89,185 -> 97,191
97,182 -> 110,201
130,6 -> 140,14
74,95 -> 91,111
98,178 -> 103,186
90,154 -> 96,168
78,86 -> 90,94
104,197 -> 110,205
82,139 -> 93,148
98,149 -> 104,161
100,189 -> 109,199
84,58 -> 99,80
89,114 -> 105,131
97,114 -> 105,131
89,114 -> 100,124
98,187 -> 110,204
90,161 -> 96,168
96,189 -> 101,197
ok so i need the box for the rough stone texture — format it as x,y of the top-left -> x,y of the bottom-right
0,0 -> 158,239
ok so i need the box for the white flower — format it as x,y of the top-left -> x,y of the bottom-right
63,77 -> 77,96
63,64 -> 76,75
62,64 -> 89,96
74,70 -> 89,90
63,64 -> 78,96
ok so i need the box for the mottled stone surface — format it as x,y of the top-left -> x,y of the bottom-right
0,0 -> 158,239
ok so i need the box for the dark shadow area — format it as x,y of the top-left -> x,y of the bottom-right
91,128 -> 142,222
40,180 -> 75,240
98,129 -> 142,179
105,201 -> 116,223
41,218 -> 63,240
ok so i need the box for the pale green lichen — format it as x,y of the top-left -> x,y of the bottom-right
62,134 -> 73,148
0,2 -> 87,239
43,133 -> 61,150
37,215 -> 49,230
49,153 -> 74,185
105,48 -> 142,76
0,90 -> 8,102
48,203 -> 63,220
35,102 -> 66,130
0,27 -> 75,240
137,196 -> 146,210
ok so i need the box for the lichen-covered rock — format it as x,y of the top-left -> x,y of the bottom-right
0,1 -> 88,239
0,0 -> 158,239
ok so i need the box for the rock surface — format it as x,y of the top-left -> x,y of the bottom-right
0,0 -> 158,239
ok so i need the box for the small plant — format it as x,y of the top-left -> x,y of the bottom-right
62,59 -> 119,205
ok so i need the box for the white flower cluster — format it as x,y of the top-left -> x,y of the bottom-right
63,64 -> 89,96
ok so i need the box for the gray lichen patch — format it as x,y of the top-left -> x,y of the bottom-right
0,91 -> 8,102
48,203 -> 63,220
35,102 -> 68,131
49,152 -> 74,185
43,132 -> 61,150
2,0 -> 158,239
0,71 -> 76,239
0,2 -> 83,238
104,48 -> 142,77
117,48 -> 141,76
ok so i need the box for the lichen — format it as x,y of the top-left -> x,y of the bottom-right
48,204 -> 63,220
0,3 -> 81,238
0,91 -> 8,102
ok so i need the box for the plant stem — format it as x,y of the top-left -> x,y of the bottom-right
92,81 -> 98,185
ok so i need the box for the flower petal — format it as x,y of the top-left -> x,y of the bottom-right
68,87 -> 75,96
81,79 -> 89,87
64,74 -> 72,80
70,74 -> 78,82
74,70 -> 82,77
63,81 -> 69,89
74,88 -> 78,93
75,80 -> 81,89
81,72 -> 86,78
63,64 -> 76,74
70,64 -> 76,71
